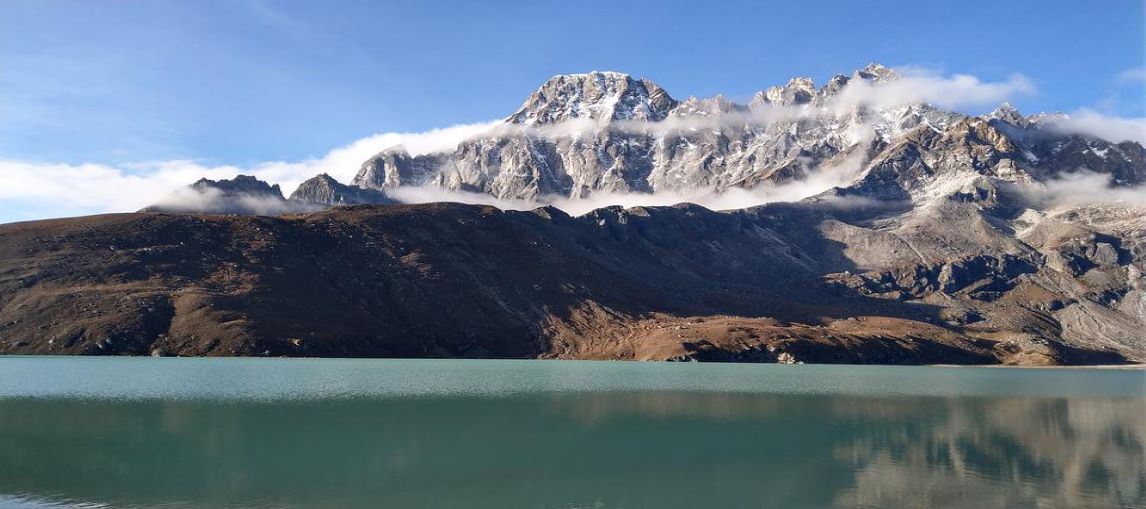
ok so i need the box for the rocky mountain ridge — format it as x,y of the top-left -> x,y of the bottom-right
149,63 -> 1144,215
342,63 -> 1142,206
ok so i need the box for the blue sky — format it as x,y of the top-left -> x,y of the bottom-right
2,0 -> 1143,167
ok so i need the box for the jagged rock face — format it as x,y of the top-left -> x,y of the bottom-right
351,150 -> 444,190
1022,136 -> 1146,185
506,71 -> 677,125
854,62 -> 899,82
147,173 -> 392,214
430,100 -> 952,200
350,63 -> 1145,206
760,77 -> 817,106
290,173 -> 391,206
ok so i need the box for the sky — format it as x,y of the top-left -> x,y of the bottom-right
1,0 -> 1144,222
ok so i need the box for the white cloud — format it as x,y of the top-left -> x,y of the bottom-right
1014,171 -> 1146,208
0,120 -> 501,221
1043,109 -> 1146,145
386,185 -> 805,216
1118,68 -> 1146,83
310,120 -> 502,182
830,68 -> 1036,112
148,186 -> 320,215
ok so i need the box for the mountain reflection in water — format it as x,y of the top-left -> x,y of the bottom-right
0,390 -> 1141,508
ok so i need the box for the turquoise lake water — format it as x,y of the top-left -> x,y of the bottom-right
0,357 -> 1142,508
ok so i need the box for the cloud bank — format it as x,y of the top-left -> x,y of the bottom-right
831,68 -> 1036,112
0,121 -> 501,222
147,186 -> 322,216
386,162 -> 865,216
1014,172 -> 1146,209
1042,109 -> 1146,145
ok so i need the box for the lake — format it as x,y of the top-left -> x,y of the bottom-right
0,357 -> 1142,508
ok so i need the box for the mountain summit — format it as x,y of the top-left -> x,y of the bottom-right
507,71 -> 677,125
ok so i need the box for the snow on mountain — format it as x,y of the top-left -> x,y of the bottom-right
506,71 -> 677,125
341,63 -> 1142,209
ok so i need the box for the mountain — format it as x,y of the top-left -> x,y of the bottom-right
346,63 -> 1143,203
143,175 -> 305,215
288,173 -> 392,206
13,63 -> 1146,364
144,173 -> 391,215
148,63 -> 1144,214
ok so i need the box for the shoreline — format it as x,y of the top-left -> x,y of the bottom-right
1,354 -> 1143,370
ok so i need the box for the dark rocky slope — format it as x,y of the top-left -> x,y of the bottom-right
0,201 -> 1138,365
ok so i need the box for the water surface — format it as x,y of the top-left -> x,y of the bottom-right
0,358 -> 1142,508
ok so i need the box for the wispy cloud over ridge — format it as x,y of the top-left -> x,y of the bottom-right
1013,171 -> 1146,208
832,67 -> 1036,111
0,120 -> 503,222
1042,109 -> 1146,145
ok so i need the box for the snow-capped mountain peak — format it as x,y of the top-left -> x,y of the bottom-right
854,62 -> 899,82
986,102 -> 1029,126
506,71 -> 677,125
